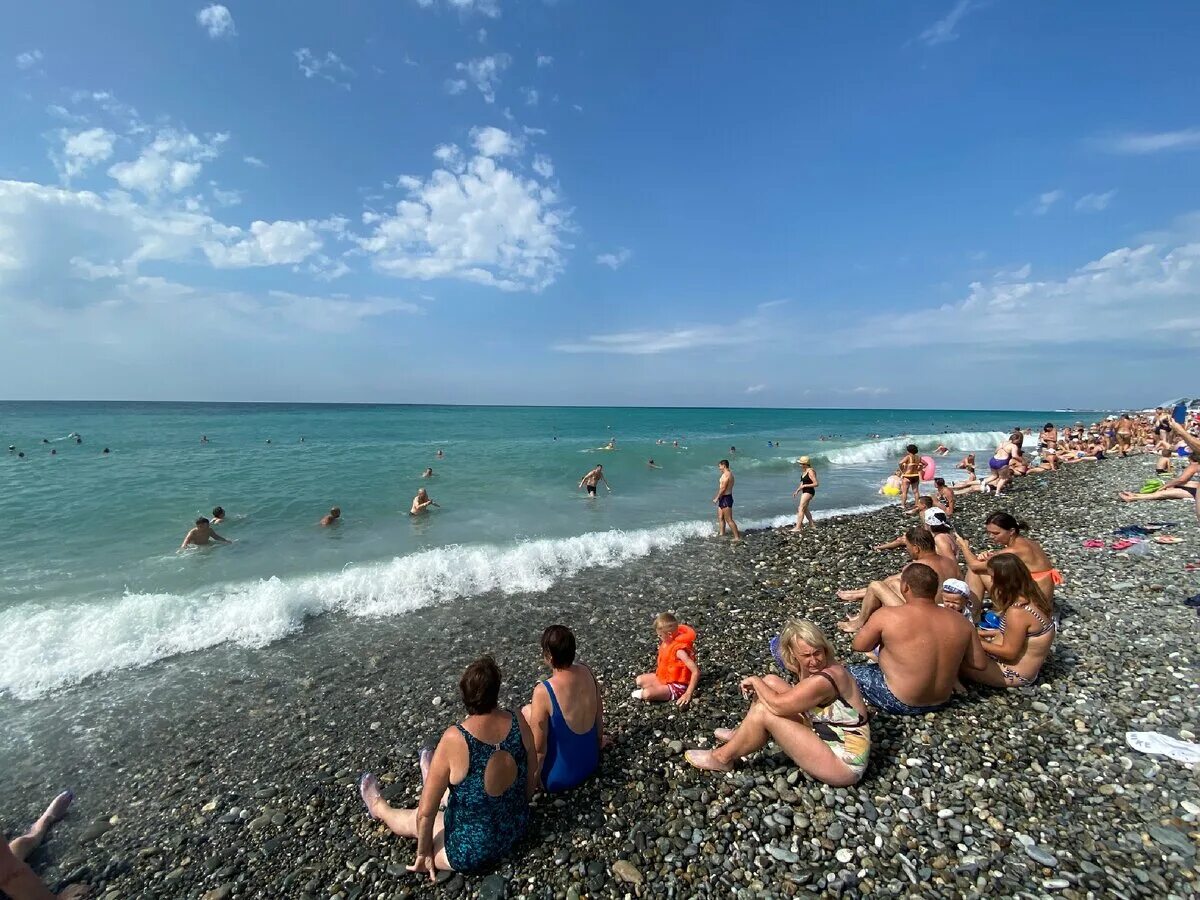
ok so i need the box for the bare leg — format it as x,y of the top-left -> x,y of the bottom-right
1120,489 -> 1193,502
836,587 -> 867,602
966,569 -> 990,604
725,509 -> 742,542
634,673 -> 674,702
9,791 -> 73,862
838,578 -> 900,633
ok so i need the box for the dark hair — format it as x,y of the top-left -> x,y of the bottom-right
985,511 -> 1028,534
541,624 -> 577,668
1010,431 -> 1024,446
905,444 -> 918,454
212,506 -> 225,518
988,554 -> 1051,617
719,459 -> 730,467
1043,422 -> 1054,430
934,477 -> 945,486
195,517 -> 210,526
459,656 -> 501,714
905,525 -> 936,552
917,496 -> 933,509
900,562 -> 940,599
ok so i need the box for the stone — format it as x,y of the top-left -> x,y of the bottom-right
478,874 -> 507,900
612,860 -> 644,885
1023,843 -> 1057,868
203,886 -> 234,900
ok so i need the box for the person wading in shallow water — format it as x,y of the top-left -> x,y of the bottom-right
714,459 -> 741,541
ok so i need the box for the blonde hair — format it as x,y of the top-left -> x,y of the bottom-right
654,612 -> 679,631
778,618 -> 835,672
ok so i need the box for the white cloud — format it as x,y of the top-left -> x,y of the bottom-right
243,155 -> 267,169
470,126 -> 522,158
1029,189 -> 1064,216
1075,190 -> 1117,213
1095,128 -> 1200,155
522,87 -> 539,106
445,78 -> 469,96
55,128 -> 116,180
416,0 -> 501,16
210,186 -> 243,207
455,54 -> 510,103
595,248 -> 631,270
918,1 -> 979,46
847,232 -> 1200,352
295,49 -> 355,89
196,5 -> 236,39
204,220 -> 323,267
554,325 -> 753,356
531,154 -> 553,179
851,386 -> 892,396
107,129 -> 227,196
994,262 -> 1031,280
536,54 -> 553,68
745,384 -> 766,395
15,49 -> 43,70
357,136 -> 568,291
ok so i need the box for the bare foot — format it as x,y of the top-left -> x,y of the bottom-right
713,727 -> 735,743
40,790 -> 74,826
836,618 -> 861,634
359,773 -> 382,820
685,749 -> 733,773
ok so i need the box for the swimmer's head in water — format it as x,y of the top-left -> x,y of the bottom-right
212,506 -> 225,518
195,517 -> 210,527
103,448 -> 109,453
330,507 -> 341,518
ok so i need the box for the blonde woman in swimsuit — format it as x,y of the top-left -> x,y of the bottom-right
956,510 -> 1061,605
962,555 -> 1056,688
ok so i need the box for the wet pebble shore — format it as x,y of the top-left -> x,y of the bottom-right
4,456 -> 1199,899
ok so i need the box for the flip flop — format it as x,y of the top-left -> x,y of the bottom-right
1082,539 -> 1105,549
1110,539 -> 1138,550
1153,535 -> 1184,544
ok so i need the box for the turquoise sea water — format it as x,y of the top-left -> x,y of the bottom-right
0,402 -> 1059,699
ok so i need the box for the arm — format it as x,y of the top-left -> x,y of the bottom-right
410,730 -> 455,881
956,536 -> 989,573
528,684 -> 550,775
873,536 -> 905,552
675,651 -> 699,707
1169,420 -> 1200,453
211,530 -> 231,544
515,709 -> 539,800
851,613 -> 885,656
1165,463 -> 1200,488
601,475 -> 611,491
961,629 -> 991,673
977,610 -> 1030,663
180,529 -> 196,550
743,673 -> 834,718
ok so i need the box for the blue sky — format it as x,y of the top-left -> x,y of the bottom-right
2,1 -> 1199,409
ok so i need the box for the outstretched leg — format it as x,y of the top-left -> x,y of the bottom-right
9,790 -> 73,862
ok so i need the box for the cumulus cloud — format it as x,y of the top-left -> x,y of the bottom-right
595,248 -> 631,270
204,220 -> 324,268
107,129 -> 227,196
454,54 -> 510,103
55,128 -> 116,180
1094,128 -> 1200,155
994,262 -> 1031,280
295,49 -> 355,89
470,126 -> 522,157
918,1 -> 979,46
521,87 -> 539,106
531,154 -> 553,179
416,0 -> 501,15
536,54 -> 553,68
745,384 -> 766,395
196,5 -> 236,38
15,49 -> 43,70
357,135 -> 568,291
1075,190 -> 1117,213
847,234 -> 1200,352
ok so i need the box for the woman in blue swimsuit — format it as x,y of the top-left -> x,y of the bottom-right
359,657 -> 537,878
522,625 -> 603,792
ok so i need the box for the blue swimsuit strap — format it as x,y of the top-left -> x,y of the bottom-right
542,672 -> 599,735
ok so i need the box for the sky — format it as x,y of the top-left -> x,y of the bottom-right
2,1 -> 1199,410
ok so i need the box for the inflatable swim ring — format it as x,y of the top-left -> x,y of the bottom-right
921,455 -> 936,481
880,474 -> 902,496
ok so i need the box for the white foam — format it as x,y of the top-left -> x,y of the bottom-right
0,502 -> 896,700
818,431 -> 1008,466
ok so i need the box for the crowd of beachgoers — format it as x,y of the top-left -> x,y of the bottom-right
5,408 -> 1200,899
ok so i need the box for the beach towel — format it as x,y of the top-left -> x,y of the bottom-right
1126,731 -> 1200,765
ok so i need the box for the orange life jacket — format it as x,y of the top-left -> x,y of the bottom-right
656,624 -> 697,685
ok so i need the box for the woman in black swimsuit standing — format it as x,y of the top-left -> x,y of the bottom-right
791,456 -> 819,533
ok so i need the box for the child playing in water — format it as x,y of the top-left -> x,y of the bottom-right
632,613 -> 699,708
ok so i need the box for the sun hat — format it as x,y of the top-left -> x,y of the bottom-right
941,579 -> 970,598
924,508 -> 950,528
798,456 -> 811,465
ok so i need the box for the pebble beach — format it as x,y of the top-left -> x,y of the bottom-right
4,454 -> 1198,899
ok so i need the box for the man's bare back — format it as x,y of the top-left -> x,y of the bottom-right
857,601 -> 982,707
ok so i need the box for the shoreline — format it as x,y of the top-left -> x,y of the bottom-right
4,456 -> 1198,898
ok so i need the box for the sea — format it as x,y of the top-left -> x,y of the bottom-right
0,402 -> 1066,703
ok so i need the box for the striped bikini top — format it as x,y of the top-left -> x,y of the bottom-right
999,603 -> 1056,638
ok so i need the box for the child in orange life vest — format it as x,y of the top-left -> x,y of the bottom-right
632,612 -> 699,707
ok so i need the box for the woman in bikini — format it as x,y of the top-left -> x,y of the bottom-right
986,433 -> 1021,494
791,456 -> 819,532
957,510 -> 1061,604
898,444 -> 923,508
685,619 -> 870,786
963,555 -> 1055,688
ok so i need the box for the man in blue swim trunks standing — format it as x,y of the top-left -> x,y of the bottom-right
848,564 -> 987,715
713,459 -> 741,541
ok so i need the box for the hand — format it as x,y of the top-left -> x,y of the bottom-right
978,628 -> 999,639
408,852 -> 438,882
739,676 -> 756,697
675,692 -> 692,708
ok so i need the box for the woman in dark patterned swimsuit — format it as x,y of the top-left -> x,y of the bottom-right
359,656 -> 537,878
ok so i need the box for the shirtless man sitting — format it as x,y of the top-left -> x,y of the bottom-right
838,526 -> 960,632
847,563 -> 988,715
180,517 -> 231,549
